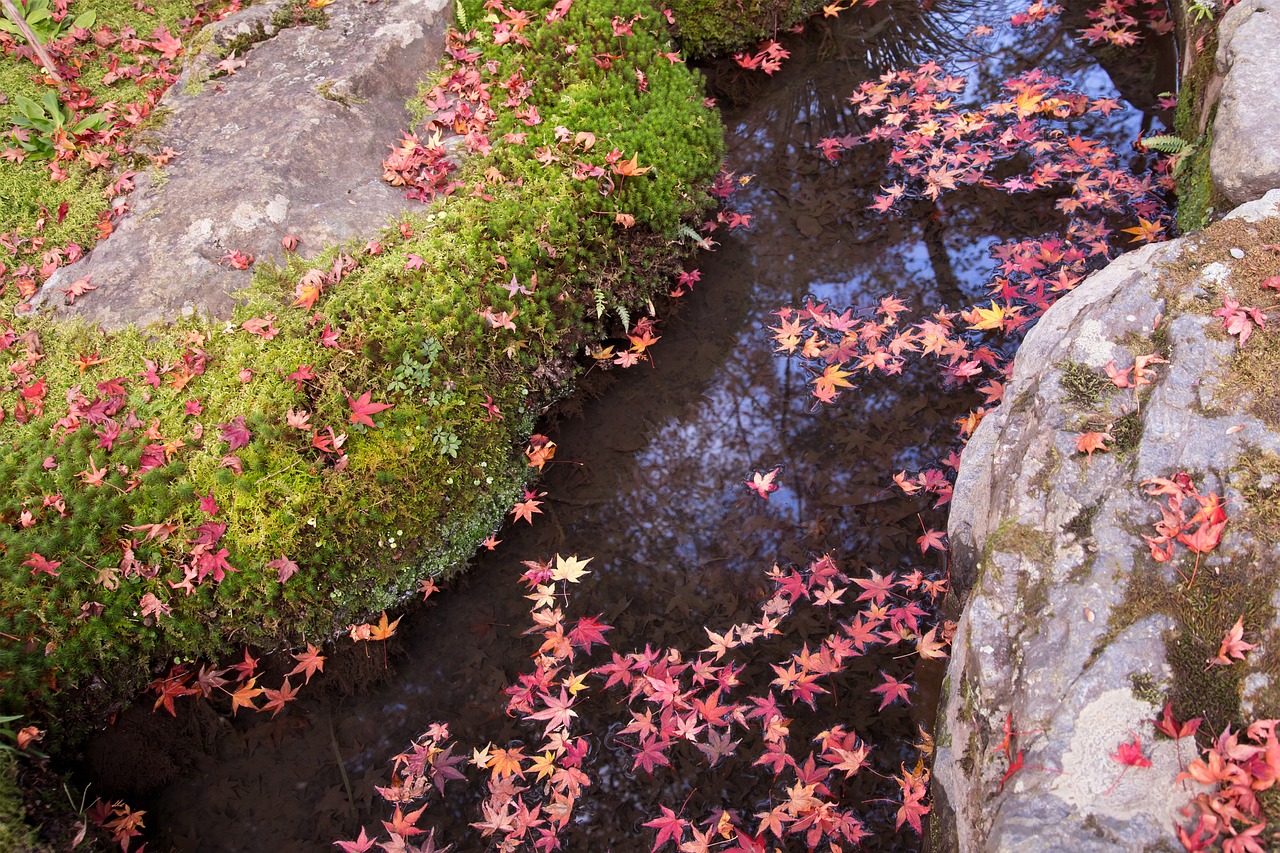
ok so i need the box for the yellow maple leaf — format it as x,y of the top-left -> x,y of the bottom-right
813,363 -> 855,398
551,554 -> 592,583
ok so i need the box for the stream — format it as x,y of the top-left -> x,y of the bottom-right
83,1 -> 1172,849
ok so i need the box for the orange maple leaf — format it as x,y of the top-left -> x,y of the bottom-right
1076,430 -> 1112,459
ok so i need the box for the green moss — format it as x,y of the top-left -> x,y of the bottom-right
269,0 -> 329,31
1016,570 -> 1052,619
0,754 -> 38,852
222,20 -> 270,56
1173,24 -> 1227,233
316,81 -> 364,107
986,519 -> 1053,563
1129,671 -> 1162,705
1110,410 -> 1143,453
1060,361 -> 1110,407
664,0 -> 824,57
1028,445 -> 1062,497
0,0 -> 725,739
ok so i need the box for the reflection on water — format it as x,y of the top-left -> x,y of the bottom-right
125,2 -> 1169,850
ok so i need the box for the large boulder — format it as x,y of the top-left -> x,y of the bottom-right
32,0 -> 450,330
933,191 -> 1280,850
1210,0 -> 1280,206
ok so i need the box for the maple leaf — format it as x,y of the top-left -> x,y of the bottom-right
551,554 -> 592,583
511,489 -> 544,525
23,552 -> 60,577
529,688 -> 578,737
229,648 -> 260,680
916,528 -> 946,553
1120,217 -> 1165,243
487,746 -> 527,780
218,415 -> 252,451
1208,616 -> 1257,666
261,678 -> 300,717
526,434 -> 556,469
334,827 -> 378,853
642,806 -> 688,852
220,249 -> 253,270
871,672 -> 913,710
348,391 -> 394,427
1076,430 -> 1112,459
381,803 -> 428,839
812,363 -> 855,399
228,676 -> 263,714
914,626 -> 949,660
58,275 -> 97,304
241,315 -> 279,339
287,643 -> 326,683
1154,703 -> 1202,740
1213,298 -> 1266,347
631,735 -> 672,775
139,592 -> 171,619
745,467 -> 780,499
267,554 -> 299,583
368,611 -> 402,641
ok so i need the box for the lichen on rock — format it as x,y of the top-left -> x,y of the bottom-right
933,191 -> 1280,851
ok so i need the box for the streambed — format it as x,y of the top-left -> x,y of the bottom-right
85,2 -> 1171,849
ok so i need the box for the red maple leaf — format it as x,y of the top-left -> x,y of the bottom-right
287,643 -> 326,683
334,828 -> 377,853
1154,702 -> 1202,740
916,528 -> 946,553
261,678 -> 300,717
1208,616 -> 1257,667
267,554 -> 300,583
528,688 -> 578,738
510,489 -> 544,524
631,735 -> 671,775
871,672 -> 912,710
218,415 -> 252,451
567,615 -> 611,652
347,391 -> 393,427
641,806 -> 688,852
23,552 -> 60,577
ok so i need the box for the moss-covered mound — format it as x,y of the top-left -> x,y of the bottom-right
0,0 -> 723,731
666,0 -> 825,57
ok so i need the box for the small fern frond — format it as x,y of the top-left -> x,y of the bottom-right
1141,134 -> 1191,155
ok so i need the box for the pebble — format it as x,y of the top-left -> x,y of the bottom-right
1230,247 -> 1246,259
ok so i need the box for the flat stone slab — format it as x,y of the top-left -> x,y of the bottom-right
33,0 -> 449,329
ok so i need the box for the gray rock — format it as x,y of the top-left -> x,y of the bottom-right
1211,0 -> 1280,206
32,0 -> 450,330
934,190 -> 1280,851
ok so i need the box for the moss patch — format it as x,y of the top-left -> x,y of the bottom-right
986,519 -> 1053,563
0,754 -> 39,852
1110,409 -> 1143,453
665,0 -> 824,57
1172,23 -> 1228,233
0,0 -> 725,744
1060,361 -> 1111,407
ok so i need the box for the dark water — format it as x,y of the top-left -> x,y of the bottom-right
89,2 -> 1172,850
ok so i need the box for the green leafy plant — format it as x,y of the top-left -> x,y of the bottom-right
1140,134 -> 1197,177
8,90 -> 107,159
0,0 -> 94,44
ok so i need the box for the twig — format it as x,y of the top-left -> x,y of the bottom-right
328,714 -> 357,822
